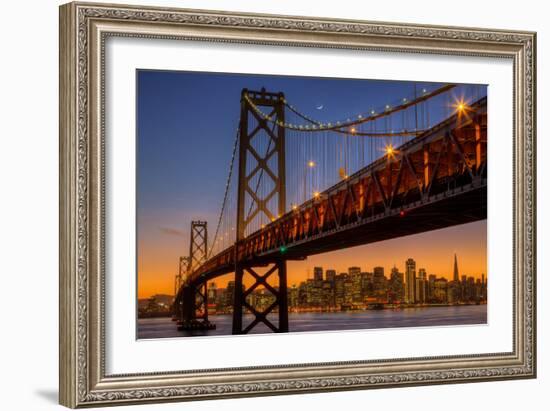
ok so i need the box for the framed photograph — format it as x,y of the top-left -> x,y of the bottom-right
59,2 -> 536,408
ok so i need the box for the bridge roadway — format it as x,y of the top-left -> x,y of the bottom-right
181,97 -> 487,290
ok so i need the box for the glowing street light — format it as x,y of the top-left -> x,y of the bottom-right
313,191 -> 320,199
350,127 -> 357,134
385,144 -> 396,157
308,160 -> 316,168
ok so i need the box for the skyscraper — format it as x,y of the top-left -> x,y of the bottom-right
448,254 -> 461,303
389,266 -> 405,302
405,258 -> 416,304
372,266 -> 386,299
416,268 -> 427,303
325,269 -> 336,283
453,253 -> 460,282
349,267 -> 362,303
313,266 -> 324,282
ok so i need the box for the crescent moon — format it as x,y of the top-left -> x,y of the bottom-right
316,104 -> 324,110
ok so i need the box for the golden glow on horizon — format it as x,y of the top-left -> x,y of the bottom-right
137,221 -> 487,299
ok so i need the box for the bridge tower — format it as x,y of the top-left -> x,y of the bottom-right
179,221 -> 211,329
233,88 -> 288,334
173,256 -> 189,320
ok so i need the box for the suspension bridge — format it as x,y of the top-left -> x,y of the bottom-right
172,83 -> 487,334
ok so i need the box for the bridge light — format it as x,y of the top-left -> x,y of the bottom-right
279,245 -> 288,255
350,127 -> 356,134
456,100 -> 468,112
292,204 -> 298,211
261,224 -> 265,229
313,191 -> 320,199
399,210 -> 406,217
308,160 -> 316,168
385,144 -> 396,157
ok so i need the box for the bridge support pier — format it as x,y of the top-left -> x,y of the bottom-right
178,283 -> 215,331
232,259 -> 289,334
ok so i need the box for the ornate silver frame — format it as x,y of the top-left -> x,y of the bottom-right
59,2 -> 536,408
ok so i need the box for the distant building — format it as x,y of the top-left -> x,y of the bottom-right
389,266 -> 405,303
349,267 -> 362,303
481,273 -> 487,301
372,266 -> 387,300
313,266 -> 324,282
415,268 -> 427,303
322,280 -> 335,307
434,278 -> 448,303
453,253 -> 460,282
361,272 -> 374,298
405,258 -> 416,303
428,274 -> 437,302
225,281 -> 236,311
207,282 -> 217,302
334,274 -> 346,306
326,269 -> 336,283
343,275 -> 353,304
289,284 -> 299,308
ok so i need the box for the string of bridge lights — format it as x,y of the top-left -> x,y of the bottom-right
285,103 -> 423,138
243,84 -> 456,133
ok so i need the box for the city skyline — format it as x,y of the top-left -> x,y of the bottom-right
140,251 -> 487,319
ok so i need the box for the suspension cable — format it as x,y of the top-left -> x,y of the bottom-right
208,124 -> 239,257
245,84 -> 456,133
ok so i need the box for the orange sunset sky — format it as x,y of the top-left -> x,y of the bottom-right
137,220 -> 487,298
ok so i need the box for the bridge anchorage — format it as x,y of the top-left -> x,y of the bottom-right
173,84 -> 487,335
